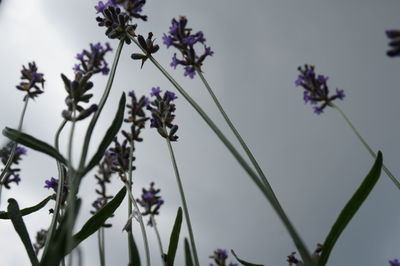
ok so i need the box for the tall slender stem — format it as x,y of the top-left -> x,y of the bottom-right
0,97 -> 30,198
151,215 -> 165,265
98,228 -> 105,266
42,119 -> 67,256
78,40 -> 124,171
128,37 -> 313,264
165,138 -> 200,266
332,103 -> 400,189
195,67 -> 271,189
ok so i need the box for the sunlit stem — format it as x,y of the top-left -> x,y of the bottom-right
0,97 -> 30,204
331,103 -> 400,189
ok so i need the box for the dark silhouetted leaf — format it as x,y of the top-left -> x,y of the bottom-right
7,198 -> 39,266
128,233 -> 141,266
2,128 -> 67,165
167,207 -> 182,265
0,195 -> 52,219
319,152 -> 383,265
231,250 -> 264,266
184,238 -> 194,266
81,93 -> 126,177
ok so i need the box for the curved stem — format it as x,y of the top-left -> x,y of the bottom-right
165,138 -> 199,266
332,103 -> 400,189
42,119 -> 67,256
151,215 -> 165,265
128,34 -> 313,265
78,40 -> 124,171
0,97 -> 30,185
195,67 -> 271,189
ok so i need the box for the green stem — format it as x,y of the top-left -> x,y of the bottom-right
42,119 -> 67,256
332,103 -> 400,189
78,40 -> 124,171
165,138 -> 200,266
0,97 -> 30,200
195,67 -> 272,190
98,228 -> 105,266
151,215 -> 165,265
129,34 -> 313,265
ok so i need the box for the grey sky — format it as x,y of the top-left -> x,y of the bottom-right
0,0 -> 400,265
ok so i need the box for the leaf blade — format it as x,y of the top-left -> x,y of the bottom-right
184,238 -> 194,266
167,207 -> 183,265
231,250 -> 264,266
319,152 -> 383,265
0,195 -> 52,219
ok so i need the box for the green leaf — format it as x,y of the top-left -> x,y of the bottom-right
2,128 -> 67,165
319,152 -> 383,265
184,238 -> 194,266
81,93 -> 126,177
128,233 -> 141,266
0,195 -> 52,219
7,198 -> 39,266
231,250 -> 264,266
72,186 -> 126,246
167,207 -> 183,265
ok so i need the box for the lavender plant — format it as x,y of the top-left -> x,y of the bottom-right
0,1 -> 396,266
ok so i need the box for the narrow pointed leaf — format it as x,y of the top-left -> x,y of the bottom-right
184,238 -> 194,266
167,207 -> 183,265
2,127 -> 67,165
0,195 -> 52,219
319,152 -> 383,265
128,233 -> 141,266
231,250 -> 264,266
72,186 -> 126,246
81,93 -> 126,177
7,198 -> 39,266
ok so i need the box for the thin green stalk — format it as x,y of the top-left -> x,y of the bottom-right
0,97 -> 30,201
150,215 -> 165,265
165,138 -> 199,266
332,103 -> 400,189
42,119 -> 67,256
78,40 -> 124,171
195,67 -> 271,190
129,34 -> 313,265
98,228 -> 105,266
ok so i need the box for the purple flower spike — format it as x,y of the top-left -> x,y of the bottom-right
209,248 -> 238,266
95,1 -> 108,14
150,87 -> 162,97
44,177 -> 58,190
390,259 -> 400,266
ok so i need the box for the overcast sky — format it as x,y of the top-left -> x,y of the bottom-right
1,0 -> 400,265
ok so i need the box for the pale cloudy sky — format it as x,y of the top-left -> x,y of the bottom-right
0,1 -> 400,266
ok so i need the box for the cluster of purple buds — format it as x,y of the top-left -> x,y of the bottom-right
16,62 -> 45,100
287,244 -> 322,265
390,259 -> 400,266
131,32 -> 160,68
163,16 -> 214,78
91,151 -> 116,226
73,42 -> 112,76
96,0 -> 147,21
209,249 -> 238,266
109,137 -> 134,177
295,65 -> 345,115
136,182 -> 164,226
122,90 -> 149,143
147,87 -> 179,141
0,143 -> 27,189
60,73 -> 98,121
44,176 -> 69,204
385,30 -> 400,57
96,4 -> 138,44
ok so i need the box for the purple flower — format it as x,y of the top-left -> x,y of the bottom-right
165,91 -> 178,102
163,34 -> 173,48
314,106 -> 324,115
390,259 -> 400,266
184,66 -> 196,79
15,146 -> 27,156
16,62 -> 45,99
150,87 -> 162,97
209,249 -> 238,266
335,89 -> 345,100
10,174 -> 21,185
137,182 -> 164,226
44,177 -> 58,190
73,42 -> 112,76
128,90 -> 135,98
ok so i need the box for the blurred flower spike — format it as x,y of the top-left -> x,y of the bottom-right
209,249 -> 238,266
163,16 -> 214,78
0,143 -> 26,189
295,64 -> 345,115
16,62 -> 45,100
390,259 -> 400,266
73,42 -> 112,76
386,30 -> 400,57
136,182 -> 164,226
147,87 -> 179,141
